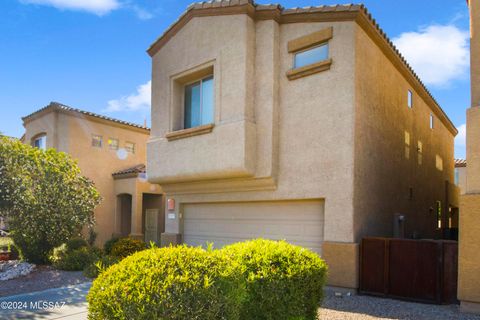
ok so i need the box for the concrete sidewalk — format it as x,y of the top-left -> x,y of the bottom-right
0,282 -> 91,319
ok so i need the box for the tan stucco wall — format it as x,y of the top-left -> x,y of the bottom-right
148,15 -> 358,243
147,11 -> 456,289
458,194 -> 480,310
457,166 -> 467,195
113,177 -> 163,240
353,25 -> 456,240
458,0 -> 480,313
23,111 -> 151,245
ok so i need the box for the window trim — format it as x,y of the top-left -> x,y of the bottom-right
108,138 -> 119,150
32,133 -> 47,150
430,113 -> 434,129
407,90 -> 413,108
125,141 -> 136,154
91,134 -> 103,148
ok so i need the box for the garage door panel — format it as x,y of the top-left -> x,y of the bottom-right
183,200 -> 324,254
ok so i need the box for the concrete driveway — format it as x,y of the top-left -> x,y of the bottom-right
0,282 -> 90,319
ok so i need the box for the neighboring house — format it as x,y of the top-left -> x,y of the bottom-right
22,102 -> 165,245
455,159 -> 467,194
146,0 -> 459,290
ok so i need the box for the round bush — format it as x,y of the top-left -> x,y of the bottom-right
222,239 -> 328,320
87,246 -> 245,320
103,237 -> 120,255
109,237 -> 146,259
66,237 -> 89,251
52,246 -> 99,271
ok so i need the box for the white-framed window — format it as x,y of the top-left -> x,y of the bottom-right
108,138 -> 119,150
407,90 -> 413,108
33,134 -> 47,150
184,75 -> 214,129
125,142 -> 135,154
294,43 -> 329,69
92,134 -> 102,148
430,114 -> 434,129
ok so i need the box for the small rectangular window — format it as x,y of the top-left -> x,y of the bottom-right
430,114 -> 434,129
33,135 -> 47,150
417,141 -> 423,165
108,138 -> 119,150
404,131 -> 410,159
184,76 -> 214,129
294,43 -> 329,69
92,135 -> 102,148
407,90 -> 413,108
125,142 -> 135,153
436,201 -> 442,229
436,154 -> 443,171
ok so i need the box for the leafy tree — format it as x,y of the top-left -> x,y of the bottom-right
0,136 -> 101,263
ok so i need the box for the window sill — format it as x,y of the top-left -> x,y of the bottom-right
165,123 -> 214,141
286,58 -> 332,80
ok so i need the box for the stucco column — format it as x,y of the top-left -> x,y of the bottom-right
458,0 -> 480,314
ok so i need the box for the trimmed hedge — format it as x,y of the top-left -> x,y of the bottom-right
87,246 -> 245,320
87,240 -> 328,320
109,237 -> 147,259
223,239 -> 328,320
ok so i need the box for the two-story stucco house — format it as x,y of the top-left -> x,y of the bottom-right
146,0 -> 458,290
22,102 -> 165,245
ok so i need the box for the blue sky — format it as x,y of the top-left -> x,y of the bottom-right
0,0 -> 471,158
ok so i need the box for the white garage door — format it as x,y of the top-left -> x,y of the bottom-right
182,200 -> 324,254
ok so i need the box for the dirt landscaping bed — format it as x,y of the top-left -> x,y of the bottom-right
319,291 -> 480,320
0,265 -> 88,297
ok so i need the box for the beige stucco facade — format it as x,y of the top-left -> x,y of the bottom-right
459,0 -> 480,313
22,103 -> 164,245
147,1 -> 457,289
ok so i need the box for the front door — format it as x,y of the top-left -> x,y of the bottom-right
145,209 -> 159,244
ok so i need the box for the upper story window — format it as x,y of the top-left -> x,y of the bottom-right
32,134 -> 47,150
407,90 -> 413,108
92,134 -> 102,148
184,76 -> 214,129
294,43 -> 329,69
108,138 -> 119,150
125,142 -> 135,154
430,114 -> 434,129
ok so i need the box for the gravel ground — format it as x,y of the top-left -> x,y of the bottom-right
319,291 -> 480,320
0,265 -> 89,297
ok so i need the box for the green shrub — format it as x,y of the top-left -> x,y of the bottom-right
87,246 -> 245,320
109,237 -> 147,259
222,239 -> 328,320
66,237 -> 89,251
103,237 -> 120,255
83,255 -> 119,279
51,245 -> 100,271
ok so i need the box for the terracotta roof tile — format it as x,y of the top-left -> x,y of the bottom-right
455,159 -> 466,167
112,164 -> 146,177
22,102 -> 150,131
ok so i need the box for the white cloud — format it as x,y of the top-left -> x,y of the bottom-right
20,0 -> 121,15
455,123 -> 466,147
393,25 -> 469,87
131,5 -> 153,20
105,81 -> 151,112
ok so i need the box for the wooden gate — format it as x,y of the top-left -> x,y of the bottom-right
360,237 -> 458,304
